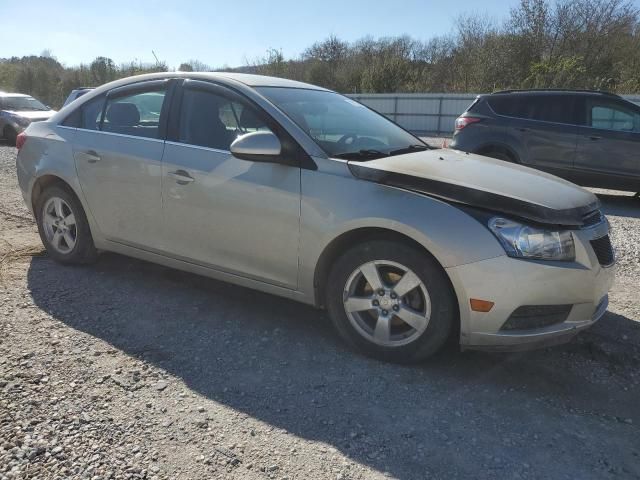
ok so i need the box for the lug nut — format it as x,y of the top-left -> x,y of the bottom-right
381,310 -> 388,316
390,292 -> 397,299
378,289 -> 385,296
392,305 -> 399,312
372,300 -> 379,307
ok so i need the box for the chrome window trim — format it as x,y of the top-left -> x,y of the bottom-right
485,101 -> 579,128
165,140 -> 231,155
69,127 -> 165,144
57,125 -> 77,131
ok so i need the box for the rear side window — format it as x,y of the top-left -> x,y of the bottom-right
487,96 -> 529,118
529,96 -> 576,124
588,100 -> 640,132
61,95 -> 105,130
102,89 -> 167,139
82,96 -> 105,130
488,95 -> 576,124
178,88 -> 272,150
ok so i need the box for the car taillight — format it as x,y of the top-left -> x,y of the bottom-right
455,117 -> 482,130
16,132 -> 27,150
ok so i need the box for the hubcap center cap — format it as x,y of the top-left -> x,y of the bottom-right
379,297 -> 393,308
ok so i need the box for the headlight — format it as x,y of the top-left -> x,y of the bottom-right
13,115 -> 31,127
489,217 -> 575,261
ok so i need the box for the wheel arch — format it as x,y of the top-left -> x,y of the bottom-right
313,227 -> 458,310
474,142 -> 521,163
30,174 -> 79,217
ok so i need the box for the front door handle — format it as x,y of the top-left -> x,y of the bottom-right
588,135 -> 602,141
516,127 -> 528,132
168,170 -> 195,185
82,150 -> 101,163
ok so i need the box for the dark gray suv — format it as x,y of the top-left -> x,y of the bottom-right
450,90 -> 640,194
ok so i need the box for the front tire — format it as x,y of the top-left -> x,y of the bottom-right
3,126 -> 17,146
35,185 -> 97,264
326,240 -> 457,363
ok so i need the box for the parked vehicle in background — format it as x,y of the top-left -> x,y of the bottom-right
15,73 -> 614,362
450,90 -> 640,194
0,92 -> 57,145
62,88 -> 94,107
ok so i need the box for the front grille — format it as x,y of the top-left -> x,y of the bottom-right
590,235 -> 615,266
500,305 -> 572,331
582,210 -> 603,228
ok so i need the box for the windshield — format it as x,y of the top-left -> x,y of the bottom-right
256,87 -> 428,160
3,96 -> 49,111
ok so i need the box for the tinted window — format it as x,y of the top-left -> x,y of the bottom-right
178,88 -> 272,150
487,96 -> 528,117
530,96 -> 576,124
489,95 -> 575,124
102,89 -> 167,139
588,101 -> 640,132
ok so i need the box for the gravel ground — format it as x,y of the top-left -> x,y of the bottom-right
0,144 -> 639,480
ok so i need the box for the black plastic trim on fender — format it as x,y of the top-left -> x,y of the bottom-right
348,163 -> 600,227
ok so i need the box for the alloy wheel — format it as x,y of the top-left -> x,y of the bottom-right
342,260 -> 431,347
42,197 -> 77,255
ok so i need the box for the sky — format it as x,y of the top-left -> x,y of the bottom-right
0,0 -> 523,69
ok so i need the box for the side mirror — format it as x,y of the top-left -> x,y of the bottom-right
230,131 -> 281,162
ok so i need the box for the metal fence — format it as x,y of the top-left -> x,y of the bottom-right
347,93 -> 640,135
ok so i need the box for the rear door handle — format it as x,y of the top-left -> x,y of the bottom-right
168,170 -> 195,185
516,127 -> 528,132
82,150 -> 101,163
588,135 -> 602,141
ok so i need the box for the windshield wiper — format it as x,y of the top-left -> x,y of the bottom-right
388,144 -> 430,156
333,149 -> 390,160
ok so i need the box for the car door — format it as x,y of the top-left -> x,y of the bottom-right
160,80 -> 301,288
507,95 -> 579,176
73,80 -> 172,250
574,97 -> 640,190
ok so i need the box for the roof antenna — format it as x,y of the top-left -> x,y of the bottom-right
152,50 -> 161,66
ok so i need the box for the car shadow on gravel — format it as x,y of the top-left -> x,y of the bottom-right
598,193 -> 640,219
26,253 -> 640,479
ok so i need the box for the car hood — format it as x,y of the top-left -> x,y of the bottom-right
5,110 -> 57,120
347,149 -> 600,226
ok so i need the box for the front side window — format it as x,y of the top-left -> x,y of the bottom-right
178,88 -> 272,150
256,87 -> 426,159
589,101 -> 639,132
102,89 -> 167,139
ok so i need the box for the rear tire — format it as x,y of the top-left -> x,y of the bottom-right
326,240 -> 457,363
35,185 -> 98,264
3,126 -> 17,146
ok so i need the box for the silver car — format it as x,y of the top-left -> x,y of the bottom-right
15,73 -> 615,362
0,92 -> 56,145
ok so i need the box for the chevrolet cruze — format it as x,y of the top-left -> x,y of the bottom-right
15,73 -> 615,362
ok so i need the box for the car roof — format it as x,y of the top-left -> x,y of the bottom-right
488,89 -> 621,99
0,92 -> 31,98
84,71 -> 329,94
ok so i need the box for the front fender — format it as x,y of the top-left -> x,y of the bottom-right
298,158 -> 504,301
